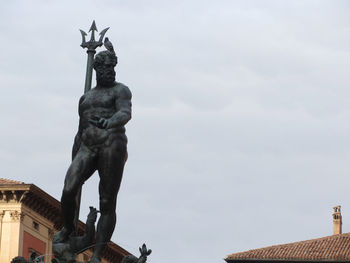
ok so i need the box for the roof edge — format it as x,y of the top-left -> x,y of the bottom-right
226,232 -> 350,261
226,259 -> 350,263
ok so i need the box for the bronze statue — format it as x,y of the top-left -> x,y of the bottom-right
10,21 -> 151,263
55,22 -> 132,263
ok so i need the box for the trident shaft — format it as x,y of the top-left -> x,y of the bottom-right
73,21 -> 109,233
80,20 -> 109,93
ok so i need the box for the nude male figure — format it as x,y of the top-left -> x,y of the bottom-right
56,49 -> 131,263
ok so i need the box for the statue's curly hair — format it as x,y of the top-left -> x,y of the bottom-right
94,50 -> 118,68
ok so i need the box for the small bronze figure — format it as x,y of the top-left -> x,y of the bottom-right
121,244 -> 152,263
52,207 -> 98,263
11,252 -> 44,263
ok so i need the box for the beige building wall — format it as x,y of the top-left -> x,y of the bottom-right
21,205 -> 55,262
0,191 -> 54,263
0,200 -> 22,263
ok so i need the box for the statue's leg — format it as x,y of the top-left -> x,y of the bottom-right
61,145 -> 97,235
91,139 -> 127,262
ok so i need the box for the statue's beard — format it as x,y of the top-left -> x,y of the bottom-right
96,72 -> 115,86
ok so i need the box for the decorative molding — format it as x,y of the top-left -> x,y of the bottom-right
19,190 -> 29,202
0,190 -> 28,203
10,211 -> 25,222
48,228 -> 55,240
0,210 -> 5,220
0,190 -> 7,202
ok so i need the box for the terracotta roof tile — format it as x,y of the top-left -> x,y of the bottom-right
226,233 -> 350,261
0,178 -> 24,185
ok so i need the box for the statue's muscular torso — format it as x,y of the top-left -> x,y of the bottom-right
76,82 -> 132,148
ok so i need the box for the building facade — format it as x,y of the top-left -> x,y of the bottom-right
0,178 -> 129,263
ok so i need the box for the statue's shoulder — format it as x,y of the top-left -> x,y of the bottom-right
114,82 -> 132,99
78,93 -> 87,105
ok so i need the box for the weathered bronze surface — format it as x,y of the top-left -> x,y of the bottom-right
54,22 -> 132,263
11,252 -> 44,263
52,207 -> 98,263
121,244 -> 152,263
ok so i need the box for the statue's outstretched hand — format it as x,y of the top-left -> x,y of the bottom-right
138,244 -> 152,263
121,244 -> 151,263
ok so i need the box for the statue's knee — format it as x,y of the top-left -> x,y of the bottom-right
62,188 -> 75,202
100,198 -> 115,214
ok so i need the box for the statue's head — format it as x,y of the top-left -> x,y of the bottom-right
93,50 -> 118,87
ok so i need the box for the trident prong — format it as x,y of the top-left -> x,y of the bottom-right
79,29 -> 87,47
98,27 -> 110,45
80,20 -> 109,50
79,21 -> 110,93
89,20 -> 97,42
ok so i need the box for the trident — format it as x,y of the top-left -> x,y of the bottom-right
80,20 -> 109,93
72,21 -> 109,233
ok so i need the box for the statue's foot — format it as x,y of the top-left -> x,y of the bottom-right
88,257 -> 101,263
53,227 -> 72,243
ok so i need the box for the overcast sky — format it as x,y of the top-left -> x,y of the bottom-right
1,1 -> 350,263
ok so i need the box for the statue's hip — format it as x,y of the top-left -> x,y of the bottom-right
81,127 -> 127,151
